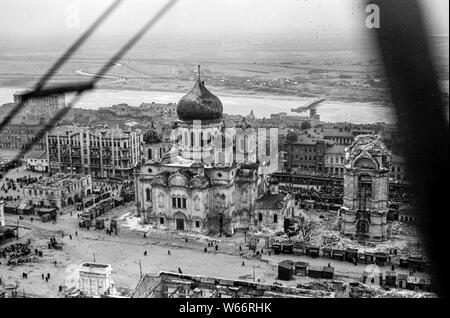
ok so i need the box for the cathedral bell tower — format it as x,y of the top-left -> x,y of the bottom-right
339,135 -> 391,241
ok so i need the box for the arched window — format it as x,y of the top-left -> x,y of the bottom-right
242,190 -> 248,203
148,148 -> 152,160
191,132 -> 195,147
145,188 -> 151,202
194,196 -> 201,210
273,214 -> 278,223
184,131 -> 189,146
158,194 -> 164,208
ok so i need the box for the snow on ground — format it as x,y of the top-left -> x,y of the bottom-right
120,214 -> 153,232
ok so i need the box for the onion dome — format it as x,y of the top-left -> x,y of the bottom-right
177,65 -> 223,121
143,122 -> 161,144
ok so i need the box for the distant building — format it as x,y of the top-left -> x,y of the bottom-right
13,89 -> 65,121
78,262 -> 114,297
24,150 -> 48,172
22,173 -> 92,209
0,123 -> 46,150
283,129 -> 328,173
398,206 -> 418,224
270,109 -> 320,128
390,154 -> 408,182
324,144 -> 346,176
46,126 -> 141,179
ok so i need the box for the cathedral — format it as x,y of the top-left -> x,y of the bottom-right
134,67 -> 266,235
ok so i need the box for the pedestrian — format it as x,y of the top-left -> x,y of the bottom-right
59,285 -> 63,292
75,231 -> 78,236
204,247 -> 207,253
185,237 -> 188,243
47,273 -> 50,279
168,250 -> 171,255
242,261 -> 245,266
42,273 -> 44,280
328,263 -> 331,267
144,250 -> 147,256
178,267 -> 183,274
45,277 -> 48,283
143,233 -> 146,238
54,261 -> 57,266
239,245 -> 242,251
215,245 -> 218,251
69,235 -> 72,240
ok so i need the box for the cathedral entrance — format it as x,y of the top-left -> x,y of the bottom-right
174,212 -> 187,231
176,218 -> 185,231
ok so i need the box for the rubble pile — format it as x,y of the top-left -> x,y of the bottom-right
379,289 -> 437,298
306,218 -> 410,254
391,221 -> 417,237
298,280 -> 347,296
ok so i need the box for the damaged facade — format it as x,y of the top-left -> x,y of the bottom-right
338,135 -> 391,241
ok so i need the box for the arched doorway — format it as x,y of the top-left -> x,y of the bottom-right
358,174 -> 372,211
173,212 -> 187,231
356,219 -> 369,238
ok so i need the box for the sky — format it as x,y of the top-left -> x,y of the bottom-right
0,0 -> 448,39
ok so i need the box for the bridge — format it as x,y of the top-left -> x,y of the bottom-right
291,98 -> 325,113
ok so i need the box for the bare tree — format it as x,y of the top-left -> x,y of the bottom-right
204,206 -> 232,237
298,216 -> 318,244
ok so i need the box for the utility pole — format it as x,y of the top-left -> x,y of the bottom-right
253,266 -> 255,282
139,260 -> 142,278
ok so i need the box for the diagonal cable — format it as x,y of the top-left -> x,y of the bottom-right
0,0 -> 124,134
1,0 -> 179,178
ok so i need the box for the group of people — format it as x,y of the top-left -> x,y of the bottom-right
0,175 -> 42,202
0,241 -> 31,259
287,186 -> 344,206
389,188 -> 415,205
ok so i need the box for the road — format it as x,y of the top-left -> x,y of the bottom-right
1,203 -> 430,298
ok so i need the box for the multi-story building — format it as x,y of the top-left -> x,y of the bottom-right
46,126 -> 141,179
0,123 -> 46,150
24,150 -> 48,172
22,173 -> 92,209
283,130 -> 328,173
390,154 -> 408,182
324,144 -> 346,176
13,90 -> 65,121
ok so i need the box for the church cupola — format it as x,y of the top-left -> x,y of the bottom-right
177,65 -> 223,122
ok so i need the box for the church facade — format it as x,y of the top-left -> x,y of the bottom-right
134,68 -> 266,235
338,134 -> 391,241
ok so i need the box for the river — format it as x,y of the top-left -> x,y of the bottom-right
0,86 -> 396,124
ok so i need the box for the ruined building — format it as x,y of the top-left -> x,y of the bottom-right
338,135 -> 391,241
